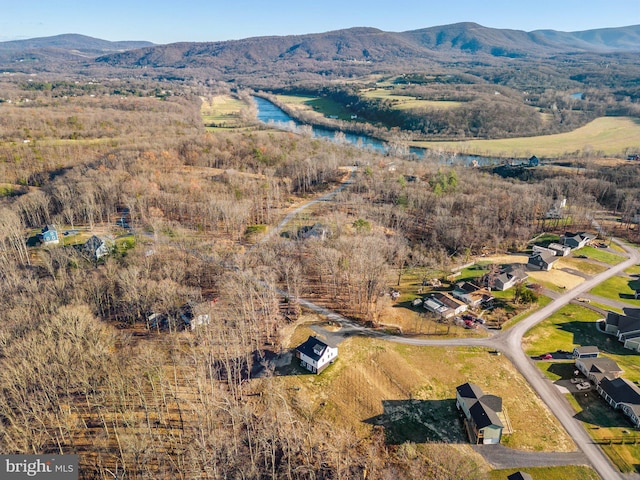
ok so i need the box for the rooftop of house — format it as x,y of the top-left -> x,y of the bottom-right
599,377 -> 640,406
528,251 -> 556,264
577,357 -> 623,381
606,311 -> 640,334
573,346 -> 599,355
296,336 -> 335,361
507,472 -> 533,480
431,292 -> 465,310
456,382 -> 503,429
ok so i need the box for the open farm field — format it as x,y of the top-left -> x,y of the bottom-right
414,116 -> 640,158
361,88 -> 463,110
274,94 -> 354,120
279,334 -> 574,453
201,94 -> 248,129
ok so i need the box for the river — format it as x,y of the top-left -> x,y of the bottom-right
252,96 -> 505,166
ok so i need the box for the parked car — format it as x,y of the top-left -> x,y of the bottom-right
541,353 -> 553,360
576,297 -> 591,303
576,382 -> 591,390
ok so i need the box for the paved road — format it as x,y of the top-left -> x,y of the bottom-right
250,174 -> 640,479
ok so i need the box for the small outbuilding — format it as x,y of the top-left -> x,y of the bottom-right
572,346 -> 599,359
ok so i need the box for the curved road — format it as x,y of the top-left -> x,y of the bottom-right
251,170 -> 640,479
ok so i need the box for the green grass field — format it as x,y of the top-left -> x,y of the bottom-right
576,246 -> 626,265
488,466 -> 599,480
525,304 -> 640,381
274,94 -> 354,120
589,275 -> 640,308
413,116 -> 640,158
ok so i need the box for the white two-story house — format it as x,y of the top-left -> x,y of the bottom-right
295,336 -> 338,374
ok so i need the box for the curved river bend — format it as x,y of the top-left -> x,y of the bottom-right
253,96 -> 503,166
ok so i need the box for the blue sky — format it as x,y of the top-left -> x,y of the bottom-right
1,0 -> 639,44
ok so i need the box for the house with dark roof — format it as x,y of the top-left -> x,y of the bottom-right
295,336 -> 338,374
527,251 -> 557,271
507,472 -> 533,480
572,346 -> 599,359
483,264 -> 528,291
561,231 -> 596,249
452,282 -> 493,308
455,382 -> 503,445
575,357 -> 623,384
83,235 -> 111,260
596,377 -> 640,427
38,225 -> 59,245
604,311 -> 640,352
423,292 -> 468,318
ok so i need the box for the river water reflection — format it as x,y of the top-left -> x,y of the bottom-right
253,96 -> 503,166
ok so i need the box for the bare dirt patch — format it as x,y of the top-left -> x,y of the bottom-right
528,269 -> 585,290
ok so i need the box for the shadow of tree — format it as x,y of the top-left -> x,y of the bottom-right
363,399 -> 465,445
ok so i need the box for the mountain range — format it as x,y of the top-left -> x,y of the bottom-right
2,23 -> 640,79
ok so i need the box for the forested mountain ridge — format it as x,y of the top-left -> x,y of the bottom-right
93,22 -> 640,70
3,23 -> 640,78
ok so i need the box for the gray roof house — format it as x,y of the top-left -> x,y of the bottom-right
527,251 -> 557,271
596,377 -> 640,428
455,382 -> 503,445
548,243 -> 571,256
83,235 -> 111,260
572,346 -> 599,359
575,357 -> 623,384
484,264 -> 528,291
561,231 -> 596,249
604,311 -> 640,352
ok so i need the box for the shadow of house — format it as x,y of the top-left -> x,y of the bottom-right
363,399 -> 464,445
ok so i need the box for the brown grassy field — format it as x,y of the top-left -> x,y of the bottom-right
279,333 -> 575,454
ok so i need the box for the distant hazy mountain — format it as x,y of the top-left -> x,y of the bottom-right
0,34 -> 153,54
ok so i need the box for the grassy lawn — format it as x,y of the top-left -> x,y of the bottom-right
525,304 -> 640,382
523,304 -> 606,356
488,466 -> 600,480
276,335 -> 574,453
576,246 -> 625,265
589,275 -> 640,307
566,390 -> 640,473
626,264 -> 640,275
413,116 -> 640,158
536,364 -> 640,472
